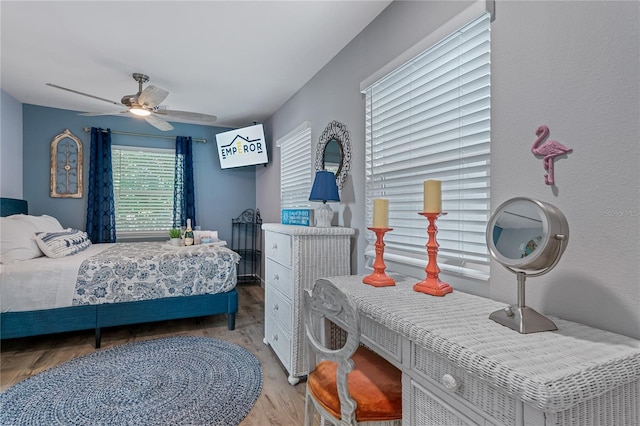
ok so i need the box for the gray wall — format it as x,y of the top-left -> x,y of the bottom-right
20,104 -> 257,243
259,1 -> 640,339
490,0 -> 639,339
1,90 -> 23,199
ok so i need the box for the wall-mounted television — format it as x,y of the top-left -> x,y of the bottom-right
215,124 -> 268,169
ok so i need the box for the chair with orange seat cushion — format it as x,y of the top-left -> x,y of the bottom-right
303,278 -> 402,426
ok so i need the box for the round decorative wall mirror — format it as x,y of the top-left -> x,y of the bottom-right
315,120 -> 351,189
486,197 -> 569,333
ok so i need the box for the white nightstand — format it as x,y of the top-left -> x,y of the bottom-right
262,223 -> 355,385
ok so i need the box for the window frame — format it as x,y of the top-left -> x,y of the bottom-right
111,144 -> 177,240
362,8 -> 493,287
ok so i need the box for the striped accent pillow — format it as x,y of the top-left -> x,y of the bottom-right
35,228 -> 92,259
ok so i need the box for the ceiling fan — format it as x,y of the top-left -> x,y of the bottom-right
46,73 -> 217,131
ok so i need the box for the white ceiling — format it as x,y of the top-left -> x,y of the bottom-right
1,1 -> 391,129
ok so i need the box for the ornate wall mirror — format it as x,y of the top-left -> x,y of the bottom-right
323,139 -> 342,176
315,120 -> 351,189
50,129 -> 83,198
486,197 -> 569,333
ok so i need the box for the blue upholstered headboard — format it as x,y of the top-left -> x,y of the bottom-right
0,198 -> 28,217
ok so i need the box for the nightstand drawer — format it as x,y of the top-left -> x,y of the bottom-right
265,311 -> 292,372
265,231 -> 292,267
411,344 -> 518,426
265,258 -> 293,297
265,286 -> 292,335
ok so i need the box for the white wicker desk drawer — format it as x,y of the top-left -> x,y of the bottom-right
411,343 -> 518,426
361,315 -> 403,365
265,286 -> 293,335
265,231 -> 291,267
406,376 -> 483,425
265,258 -> 293,298
329,315 -> 403,366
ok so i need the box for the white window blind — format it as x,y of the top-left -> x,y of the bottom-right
278,122 -> 312,209
112,145 -> 175,235
363,13 -> 491,280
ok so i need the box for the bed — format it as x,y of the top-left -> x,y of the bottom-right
0,197 -> 240,348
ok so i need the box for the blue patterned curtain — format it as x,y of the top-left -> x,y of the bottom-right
86,127 -> 116,243
173,136 -> 195,227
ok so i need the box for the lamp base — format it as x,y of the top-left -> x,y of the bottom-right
314,203 -> 333,227
489,305 -> 557,334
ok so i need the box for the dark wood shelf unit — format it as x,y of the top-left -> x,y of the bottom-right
231,208 -> 262,284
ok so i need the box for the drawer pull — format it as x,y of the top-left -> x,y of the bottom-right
274,274 -> 279,281
272,243 -> 278,250
272,334 -> 278,342
273,304 -> 279,311
442,373 -> 460,392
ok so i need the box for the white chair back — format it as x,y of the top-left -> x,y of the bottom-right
304,278 -> 361,425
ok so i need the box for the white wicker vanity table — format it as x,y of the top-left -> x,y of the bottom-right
324,274 -> 640,426
262,223 -> 355,385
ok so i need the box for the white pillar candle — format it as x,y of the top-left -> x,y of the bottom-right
373,198 -> 389,228
423,180 -> 442,213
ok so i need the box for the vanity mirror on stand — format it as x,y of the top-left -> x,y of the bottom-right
315,120 -> 352,189
486,197 -> 569,333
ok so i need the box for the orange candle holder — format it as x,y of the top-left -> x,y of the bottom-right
363,227 -> 395,287
414,212 -> 453,296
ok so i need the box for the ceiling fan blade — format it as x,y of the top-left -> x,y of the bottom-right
161,109 -> 218,124
79,110 -> 128,116
145,114 -> 174,131
46,83 -> 123,107
138,85 -> 169,108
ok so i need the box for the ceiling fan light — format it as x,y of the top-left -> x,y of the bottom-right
130,107 -> 151,117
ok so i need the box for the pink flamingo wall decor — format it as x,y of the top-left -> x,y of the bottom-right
531,125 -> 573,185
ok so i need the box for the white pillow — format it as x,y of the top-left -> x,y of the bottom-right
0,215 -> 43,263
35,228 -> 92,259
24,214 -> 64,233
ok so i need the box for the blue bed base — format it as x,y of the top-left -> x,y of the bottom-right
0,197 -> 238,348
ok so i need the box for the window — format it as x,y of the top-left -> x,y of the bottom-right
278,122 -> 313,209
111,145 -> 175,237
363,13 -> 491,281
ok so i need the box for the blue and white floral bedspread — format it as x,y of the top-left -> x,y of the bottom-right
73,242 -> 240,306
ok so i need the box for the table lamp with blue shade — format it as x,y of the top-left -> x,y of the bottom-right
309,170 -> 340,227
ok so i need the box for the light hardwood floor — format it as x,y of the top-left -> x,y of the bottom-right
0,284 -> 309,425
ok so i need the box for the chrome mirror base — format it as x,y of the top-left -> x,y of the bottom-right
489,305 -> 557,334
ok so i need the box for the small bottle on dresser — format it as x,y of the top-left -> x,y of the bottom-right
184,219 -> 194,246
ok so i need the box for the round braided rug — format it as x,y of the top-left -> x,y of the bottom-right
0,336 -> 262,426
